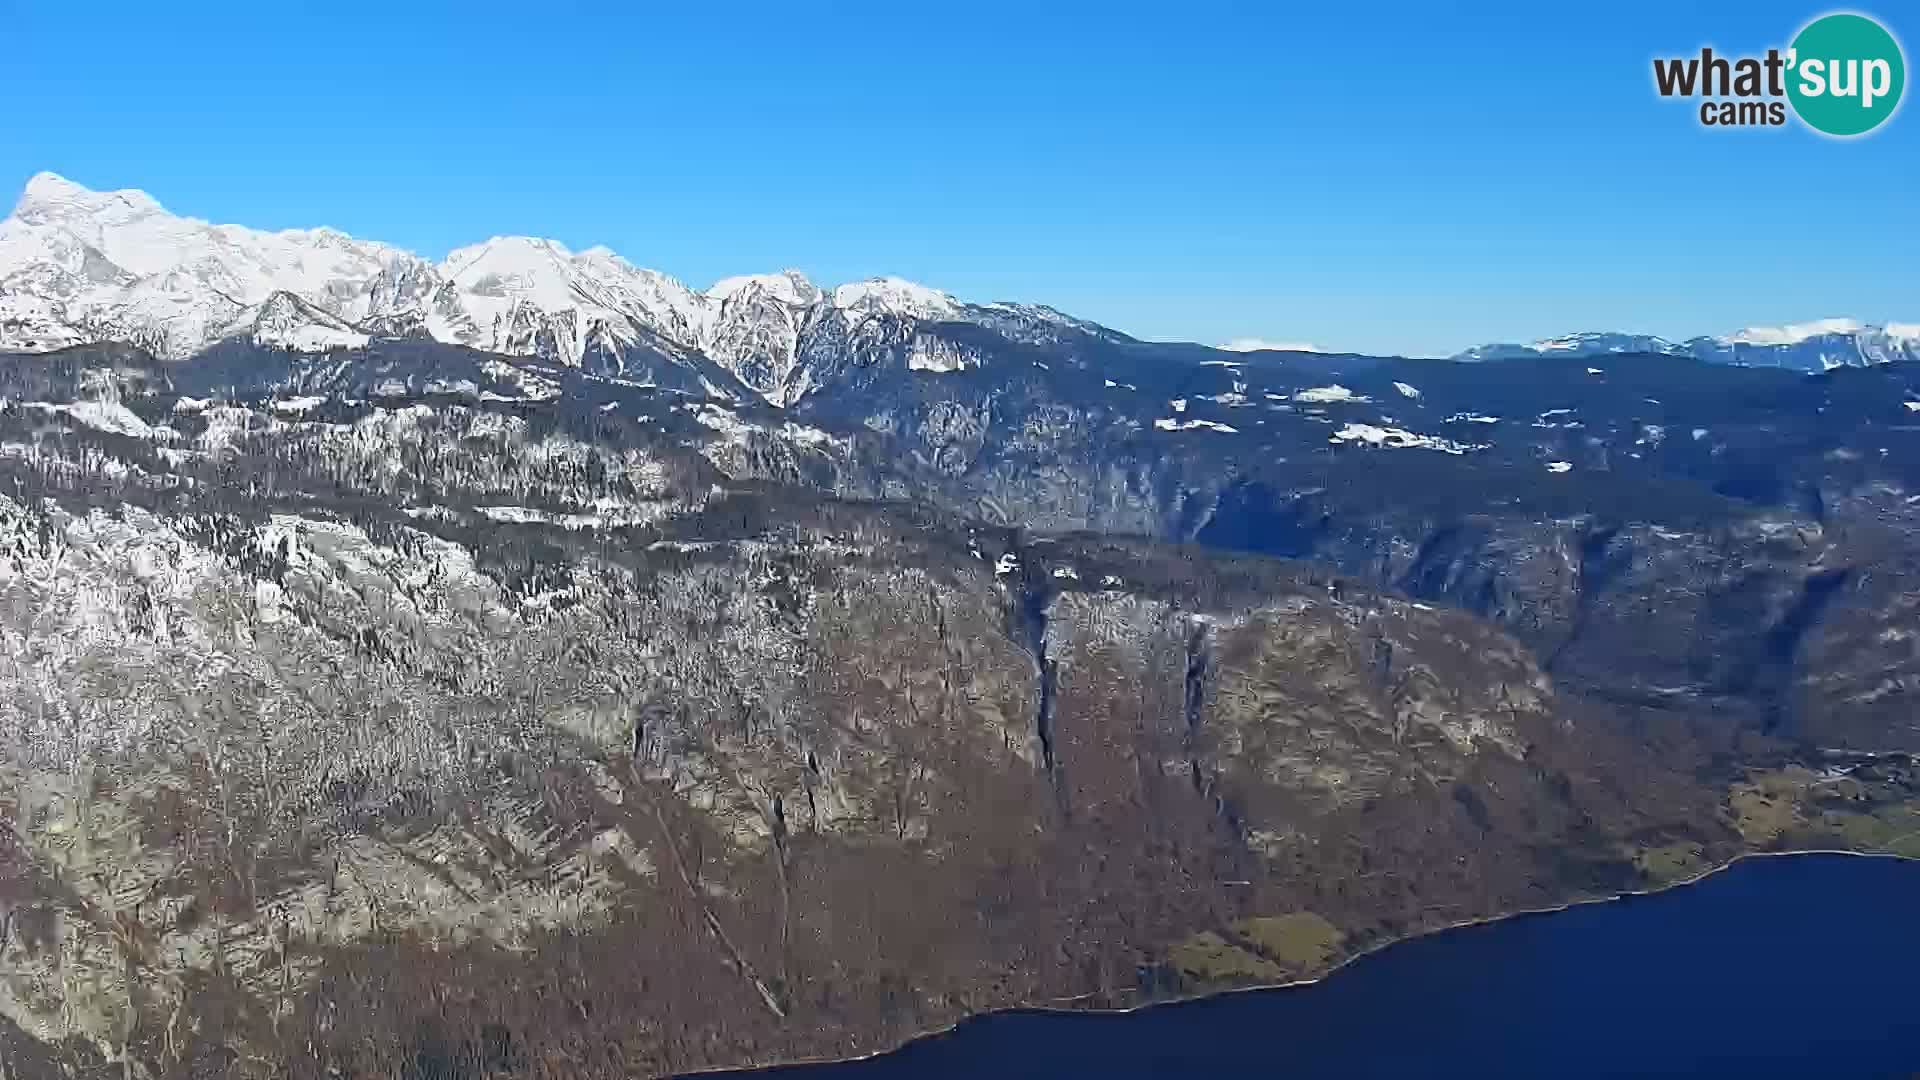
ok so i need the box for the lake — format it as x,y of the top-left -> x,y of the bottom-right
738,854 -> 1920,1078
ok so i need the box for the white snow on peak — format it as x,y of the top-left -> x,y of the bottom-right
442,236 -> 585,308
0,173 -> 1151,406
1,172 -> 404,357
831,276 -> 960,321
0,173 -> 737,369
432,235 -> 708,362
1720,318 -> 1863,346
442,237 -> 707,339
12,171 -> 164,224
3,172 -> 402,300
707,270 -> 821,307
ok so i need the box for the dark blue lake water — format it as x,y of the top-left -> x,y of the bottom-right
747,854 -> 1920,1079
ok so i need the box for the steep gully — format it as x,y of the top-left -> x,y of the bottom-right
1012,561 -> 1060,780
1002,535 -> 1234,831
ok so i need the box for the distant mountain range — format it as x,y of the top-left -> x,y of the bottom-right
0,171 -> 1914,406
1453,322 -> 1920,371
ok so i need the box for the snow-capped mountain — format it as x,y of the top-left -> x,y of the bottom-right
15,171 -> 1912,405
1688,320 -> 1920,369
0,173 -> 1122,406
0,172 -> 402,357
1453,332 -> 1684,362
1456,321 -> 1920,371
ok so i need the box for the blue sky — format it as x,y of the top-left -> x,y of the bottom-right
3,1 -> 1914,356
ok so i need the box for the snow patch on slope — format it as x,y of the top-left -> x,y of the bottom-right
1330,423 -> 1484,454
1294,385 -> 1370,404
1154,417 -> 1238,433
27,399 -> 156,438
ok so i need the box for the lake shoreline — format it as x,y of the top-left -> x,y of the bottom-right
692,846 -> 1920,1077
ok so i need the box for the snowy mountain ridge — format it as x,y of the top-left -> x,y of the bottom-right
0,173 -> 1118,406
7,172 -> 1917,402
1457,323 -> 1920,371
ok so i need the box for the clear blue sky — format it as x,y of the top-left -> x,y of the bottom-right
3,1 -> 1914,356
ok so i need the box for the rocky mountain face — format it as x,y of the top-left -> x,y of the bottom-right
2,178 -> 1920,1078
1,329 -> 1918,1077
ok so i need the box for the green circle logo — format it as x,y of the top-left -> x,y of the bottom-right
1787,12 -> 1906,136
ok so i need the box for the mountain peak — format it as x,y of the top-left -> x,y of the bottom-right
831,276 -> 958,320
707,270 -> 820,306
12,171 -> 163,222
17,171 -> 90,207
443,235 -> 575,273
